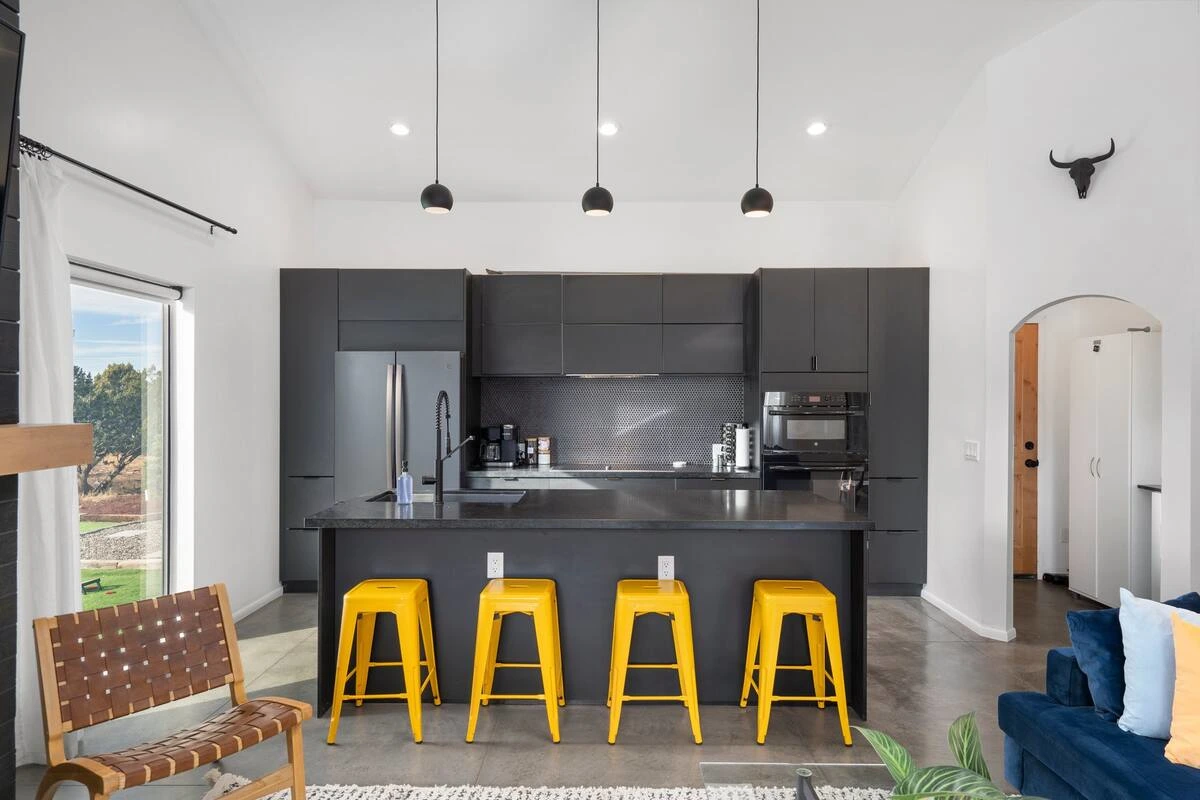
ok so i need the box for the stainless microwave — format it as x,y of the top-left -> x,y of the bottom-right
761,391 -> 868,458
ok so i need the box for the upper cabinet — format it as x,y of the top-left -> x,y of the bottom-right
662,274 -> 747,323
868,268 -> 929,477
563,275 -> 662,323
759,268 -> 867,373
281,269 -> 338,476
478,274 -> 563,375
481,274 -> 562,324
338,269 -> 468,352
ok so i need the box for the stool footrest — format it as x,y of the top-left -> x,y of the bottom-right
749,664 -> 818,672
768,695 -> 839,702
617,695 -> 688,702
493,662 -> 541,669
340,692 -> 415,701
482,693 -> 549,701
626,663 -> 680,670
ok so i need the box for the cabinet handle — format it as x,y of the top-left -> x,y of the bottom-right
1088,457 -> 1095,477
504,477 -> 519,482
1095,457 -> 1101,478
811,355 -> 817,371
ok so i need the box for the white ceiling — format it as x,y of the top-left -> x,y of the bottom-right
189,0 -> 1088,203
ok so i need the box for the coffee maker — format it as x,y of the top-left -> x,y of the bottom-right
479,423 -> 521,467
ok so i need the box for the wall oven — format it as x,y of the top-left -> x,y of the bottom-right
761,391 -> 868,512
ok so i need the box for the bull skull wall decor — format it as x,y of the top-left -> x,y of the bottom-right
1049,138 -> 1116,199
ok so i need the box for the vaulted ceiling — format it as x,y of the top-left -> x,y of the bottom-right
189,0 -> 1089,203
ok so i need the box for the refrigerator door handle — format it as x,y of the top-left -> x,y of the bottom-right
395,364 -> 406,476
385,364 -> 397,489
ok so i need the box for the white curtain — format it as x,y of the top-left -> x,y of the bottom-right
15,154 -> 80,766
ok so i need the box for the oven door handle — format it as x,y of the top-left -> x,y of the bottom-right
767,409 -> 859,417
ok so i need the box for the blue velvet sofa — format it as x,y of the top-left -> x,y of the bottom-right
998,647 -> 1200,799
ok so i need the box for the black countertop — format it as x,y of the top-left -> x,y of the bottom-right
465,463 -> 760,479
305,488 -> 870,531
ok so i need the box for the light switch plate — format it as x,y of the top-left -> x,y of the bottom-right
964,440 -> 981,461
487,552 -> 504,579
658,555 -> 675,581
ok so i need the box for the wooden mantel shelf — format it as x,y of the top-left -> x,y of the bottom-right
0,423 -> 94,475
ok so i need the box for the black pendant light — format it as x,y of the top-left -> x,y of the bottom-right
421,0 -> 453,214
581,0 -> 613,216
740,0 -> 773,218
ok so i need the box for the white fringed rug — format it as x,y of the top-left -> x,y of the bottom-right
202,775 -> 888,800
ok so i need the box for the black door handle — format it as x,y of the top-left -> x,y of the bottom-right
1024,441 -> 1036,451
1024,458 -> 1039,468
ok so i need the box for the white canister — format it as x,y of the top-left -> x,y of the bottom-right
712,443 -> 725,469
735,426 -> 752,469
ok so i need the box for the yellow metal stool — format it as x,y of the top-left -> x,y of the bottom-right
327,579 -> 441,744
466,578 -> 565,743
739,579 -> 851,745
607,579 -> 702,745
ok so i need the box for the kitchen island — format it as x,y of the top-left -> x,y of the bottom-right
306,488 -> 871,718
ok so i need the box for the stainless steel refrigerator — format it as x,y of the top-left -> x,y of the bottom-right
334,351 -> 464,501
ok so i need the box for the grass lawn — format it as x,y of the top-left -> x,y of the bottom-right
81,567 -> 164,611
79,520 -> 122,534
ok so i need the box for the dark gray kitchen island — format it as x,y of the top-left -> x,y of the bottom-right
305,488 -> 872,719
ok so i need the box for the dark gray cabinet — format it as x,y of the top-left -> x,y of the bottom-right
280,269 -> 337,476
483,324 -> 562,375
563,275 -> 662,323
869,530 -> 926,588
663,324 -> 743,374
481,274 -> 562,324
282,530 -> 319,584
338,320 -> 466,352
283,477 -> 334,530
662,274 -> 746,323
869,268 -> 929,477
338,269 -> 465,321
563,324 -> 662,374
869,477 -> 926,531
759,268 -> 867,373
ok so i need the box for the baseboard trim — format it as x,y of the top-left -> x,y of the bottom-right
233,585 -> 284,621
283,580 -> 317,593
921,587 -> 1015,642
869,582 -> 924,597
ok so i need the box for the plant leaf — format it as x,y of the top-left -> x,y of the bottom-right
851,725 -> 915,784
891,765 -> 1008,800
948,711 -> 992,780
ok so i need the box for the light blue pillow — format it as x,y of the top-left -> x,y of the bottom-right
1118,587 -> 1200,738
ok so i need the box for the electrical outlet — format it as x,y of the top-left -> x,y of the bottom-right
486,552 -> 504,579
658,555 -> 675,581
964,440 -> 981,462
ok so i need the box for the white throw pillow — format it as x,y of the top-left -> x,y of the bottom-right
1118,587 -> 1200,738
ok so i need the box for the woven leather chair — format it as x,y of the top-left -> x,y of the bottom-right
32,584 -> 311,799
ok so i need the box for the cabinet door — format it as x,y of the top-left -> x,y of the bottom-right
1096,334 -> 1132,607
338,269 -> 465,321
283,477 -> 335,529
662,274 -> 746,323
483,324 -> 563,375
563,275 -> 662,323
814,269 -> 868,372
869,477 -> 926,531
869,530 -> 927,585
281,269 -> 338,476
759,269 -> 815,372
662,324 -> 743,374
868,269 -> 929,477
563,324 -> 662,375
482,274 -> 562,324
281,529 -> 318,583
1068,340 -> 1099,600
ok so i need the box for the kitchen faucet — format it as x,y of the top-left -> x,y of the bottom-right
434,389 -> 474,504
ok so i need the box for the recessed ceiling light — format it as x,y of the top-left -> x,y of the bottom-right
389,122 -> 411,137
806,121 -> 828,137
598,121 -> 619,137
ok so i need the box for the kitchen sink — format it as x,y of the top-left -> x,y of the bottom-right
368,489 -> 527,504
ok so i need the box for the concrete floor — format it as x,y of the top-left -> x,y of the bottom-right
17,580 -> 1095,797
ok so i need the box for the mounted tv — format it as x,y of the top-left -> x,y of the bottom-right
0,17 -> 23,225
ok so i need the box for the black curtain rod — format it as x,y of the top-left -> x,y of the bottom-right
18,135 -> 238,235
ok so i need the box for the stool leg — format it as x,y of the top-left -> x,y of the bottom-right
607,606 -> 635,744
673,603 -> 703,745
418,595 -> 441,705
533,603 -> 561,743
480,613 -> 502,706
739,596 -> 762,707
669,613 -> 686,708
396,608 -> 425,743
354,612 -> 377,707
326,607 -> 360,744
805,612 -> 827,709
820,604 -> 853,746
606,596 -> 620,707
466,605 -> 495,743
551,591 -> 565,705
756,607 -> 782,745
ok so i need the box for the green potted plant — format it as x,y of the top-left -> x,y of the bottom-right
854,712 -> 1045,799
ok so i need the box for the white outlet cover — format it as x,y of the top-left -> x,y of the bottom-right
487,552 -> 504,579
964,440 -> 981,462
658,555 -> 675,581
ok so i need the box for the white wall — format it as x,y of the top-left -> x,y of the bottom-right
1028,298 -> 1160,576
21,1 -> 314,616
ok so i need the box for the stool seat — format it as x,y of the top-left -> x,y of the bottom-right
327,578 -> 440,745
607,579 -> 702,745
754,579 -> 834,602
467,578 -> 564,743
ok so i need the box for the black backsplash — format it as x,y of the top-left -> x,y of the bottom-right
479,376 -> 744,465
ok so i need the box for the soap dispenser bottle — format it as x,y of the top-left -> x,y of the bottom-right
396,460 -> 414,504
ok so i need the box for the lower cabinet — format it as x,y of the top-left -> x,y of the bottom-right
465,475 -> 759,490
281,528 -> 319,586
281,477 -> 333,586
868,530 -> 927,592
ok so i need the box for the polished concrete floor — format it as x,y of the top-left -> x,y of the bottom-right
16,580 -> 1094,797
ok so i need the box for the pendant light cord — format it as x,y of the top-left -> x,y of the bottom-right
595,0 -> 600,187
435,0 -> 440,184
754,0 -> 760,188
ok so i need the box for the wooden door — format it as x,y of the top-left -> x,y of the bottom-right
1012,323 -> 1039,576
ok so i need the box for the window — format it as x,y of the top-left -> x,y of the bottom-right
70,263 -> 177,610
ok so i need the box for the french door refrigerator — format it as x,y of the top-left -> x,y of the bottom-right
334,350 -> 464,502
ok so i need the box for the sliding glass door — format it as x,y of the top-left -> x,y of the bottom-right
71,281 -> 169,609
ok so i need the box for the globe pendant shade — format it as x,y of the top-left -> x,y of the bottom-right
740,185 -> 773,217
421,182 -> 454,214
582,185 -> 614,216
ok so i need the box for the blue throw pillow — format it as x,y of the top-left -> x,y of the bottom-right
1066,591 -> 1200,721
1119,588 -> 1200,738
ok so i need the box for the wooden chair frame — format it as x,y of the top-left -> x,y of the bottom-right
32,584 -> 310,800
